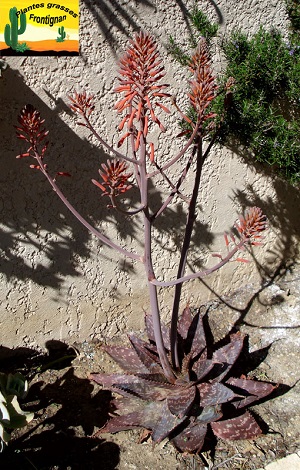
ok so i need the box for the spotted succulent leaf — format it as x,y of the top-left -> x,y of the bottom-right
226,377 -> 277,409
167,385 -> 196,418
172,421 -> 207,453
177,306 -> 193,339
103,345 -> 149,374
211,332 -> 245,382
92,309 -> 277,454
211,411 -> 262,440
145,313 -> 171,350
129,334 -> 163,374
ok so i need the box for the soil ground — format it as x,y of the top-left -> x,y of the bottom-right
0,262 -> 299,469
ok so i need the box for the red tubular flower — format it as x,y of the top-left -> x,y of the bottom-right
235,207 -> 267,244
114,31 -> 171,149
92,160 -> 133,198
16,104 -> 49,157
188,39 -> 218,121
68,91 -> 95,118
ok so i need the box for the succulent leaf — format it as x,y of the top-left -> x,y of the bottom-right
167,385 -> 196,418
192,357 -> 215,381
151,401 -> 186,443
103,345 -> 149,374
198,382 -> 242,407
226,377 -> 277,409
172,421 -> 207,453
187,310 -> 207,358
177,306 -> 193,339
92,309 -> 277,453
129,334 -> 164,374
211,332 -> 245,382
145,314 -> 171,350
211,411 -> 262,440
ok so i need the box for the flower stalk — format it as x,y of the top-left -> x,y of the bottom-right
16,33 -> 267,387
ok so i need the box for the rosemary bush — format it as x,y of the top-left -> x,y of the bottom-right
169,7 -> 300,184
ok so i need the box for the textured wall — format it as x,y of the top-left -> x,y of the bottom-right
1,0 -> 298,349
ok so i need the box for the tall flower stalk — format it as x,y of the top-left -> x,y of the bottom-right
15,33 -> 271,451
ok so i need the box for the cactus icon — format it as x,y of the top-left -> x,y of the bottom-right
56,26 -> 66,42
4,7 -> 27,51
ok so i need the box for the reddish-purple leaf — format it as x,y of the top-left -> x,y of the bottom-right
226,377 -> 276,409
98,410 -> 144,434
192,357 -> 214,381
145,313 -> 170,350
211,411 -> 262,440
211,332 -> 245,382
114,379 -> 171,401
103,345 -> 149,374
187,310 -> 206,358
167,385 -> 196,418
129,334 -> 164,374
198,383 -> 241,407
172,421 -> 207,453
152,401 -> 186,443
91,372 -> 171,401
177,306 -> 193,339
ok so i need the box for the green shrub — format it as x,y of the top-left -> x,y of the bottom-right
169,8 -> 300,184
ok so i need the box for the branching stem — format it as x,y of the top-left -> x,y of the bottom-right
34,149 -> 142,262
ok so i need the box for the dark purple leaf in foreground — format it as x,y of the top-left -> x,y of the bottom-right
145,314 -> 171,350
211,411 -> 262,440
198,382 -> 241,407
226,377 -> 277,408
91,308 -> 278,453
103,345 -> 149,374
167,385 -> 196,418
172,421 -> 207,453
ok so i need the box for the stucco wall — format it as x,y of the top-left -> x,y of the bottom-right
1,0 -> 299,349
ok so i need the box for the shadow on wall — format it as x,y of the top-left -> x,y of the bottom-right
233,177 -> 300,273
82,0 -> 155,52
0,66 -> 137,289
81,0 -> 224,53
0,66 -> 216,291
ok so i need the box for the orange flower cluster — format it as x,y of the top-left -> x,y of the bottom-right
115,31 -> 170,149
16,104 -> 49,157
188,39 -> 218,121
69,91 -> 95,118
236,207 -> 267,245
92,160 -> 133,198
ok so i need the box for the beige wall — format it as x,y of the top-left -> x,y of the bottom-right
1,0 -> 298,349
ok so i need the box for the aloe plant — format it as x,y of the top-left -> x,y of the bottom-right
0,373 -> 33,451
91,307 -> 275,452
15,32 -> 274,453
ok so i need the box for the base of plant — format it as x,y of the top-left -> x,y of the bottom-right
91,307 -> 276,453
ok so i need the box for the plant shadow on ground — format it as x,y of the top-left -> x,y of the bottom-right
0,341 -> 120,470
